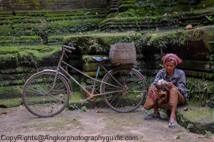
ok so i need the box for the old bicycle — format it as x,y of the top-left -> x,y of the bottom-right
22,45 -> 147,117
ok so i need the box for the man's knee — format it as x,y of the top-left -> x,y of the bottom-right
168,86 -> 179,93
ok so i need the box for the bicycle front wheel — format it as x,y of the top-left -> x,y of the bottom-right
22,71 -> 70,117
101,68 -> 147,113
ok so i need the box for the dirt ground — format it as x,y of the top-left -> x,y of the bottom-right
0,105 -> 214,142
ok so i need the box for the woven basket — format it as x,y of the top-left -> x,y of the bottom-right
109,42 -> 136,65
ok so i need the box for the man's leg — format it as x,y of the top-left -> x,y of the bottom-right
169,106 -> 177,127
144,102 -> 160,119
168,87 -> 179,127
143,86 -> 160,110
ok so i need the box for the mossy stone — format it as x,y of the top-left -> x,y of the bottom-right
0,86 -> 22,99
0,98 -> 22,107
176,103 -> 214,134
84,71 -> 106,77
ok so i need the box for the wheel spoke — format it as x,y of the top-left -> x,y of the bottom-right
127,90 -> 147,94
109,93 -> 120,104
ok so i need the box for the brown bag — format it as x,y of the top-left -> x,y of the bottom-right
157,91 -> 169,104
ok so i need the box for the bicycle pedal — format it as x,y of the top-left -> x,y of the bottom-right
80,100 -> 83,105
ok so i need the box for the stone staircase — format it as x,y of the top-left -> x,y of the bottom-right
100,7 -> 214,32
0,8 -> 107,45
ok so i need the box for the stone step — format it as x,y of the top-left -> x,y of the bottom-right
0,15 -> 106,25
100,7 -> 214,31
0,85 -> 22,99
0,36 -> 42,46
176,102 -> 214,134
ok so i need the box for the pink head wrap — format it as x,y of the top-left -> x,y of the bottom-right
162,53 -> 182,68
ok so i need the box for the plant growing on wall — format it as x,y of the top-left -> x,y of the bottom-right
33,19 -> 53,45
134,0 -> 177,16
205,16 -> 214,22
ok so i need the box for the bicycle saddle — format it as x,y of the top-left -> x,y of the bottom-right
92,57 -> 109,62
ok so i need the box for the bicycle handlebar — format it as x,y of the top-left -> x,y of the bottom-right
63,45 -> 76,50
61,45 -> 76,53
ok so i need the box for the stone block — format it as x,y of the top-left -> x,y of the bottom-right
176,103 -> 214,134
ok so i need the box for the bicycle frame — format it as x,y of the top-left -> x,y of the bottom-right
49,48 -> 125,101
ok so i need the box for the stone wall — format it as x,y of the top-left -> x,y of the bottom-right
1,28 -> 214,108
0,0 -> 106,10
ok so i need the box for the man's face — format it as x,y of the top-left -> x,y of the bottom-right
165,60 -> 176,73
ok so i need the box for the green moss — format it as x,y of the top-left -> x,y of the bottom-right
0,46 -> 20,55
13,0 -> 41,10
0,26 -> 13,36
185,109 -> 214,122
68,92 -> 85,103
100,34 -> 140,45
17,50 -> 42,67
176,102 -> 214,134
52,19 -> 102,27
172,4 -> 190,11
181,60 -> 214,72
141,28 -> 207,49
0,11 -> 12,15
119,4 -> 134,9
186,77 -> 214,105
184,70 -> 214,80
0,53 -> 17,62
146,34 -> 158,46
106,13 -> 117,18
69,60 -> 82,67
64,33 -> 140,54
177,0 -> 189,4
101,7 -> 214,31
8,18 -> 43,24
48,36 -> 64,45
0,79 -> 26,87
0,98 -> 22,107
39,47 -> 60,59
18,50 -> 40,58
20,36 -> 40,39
196,0 -> 214,9
0,86 -> 22,99
0,46 -> 60,67
83,63 -> 99,71
84,71 -> 106,77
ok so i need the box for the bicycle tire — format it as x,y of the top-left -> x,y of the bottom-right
22,70 -> 70,117
101,68 -> 147,113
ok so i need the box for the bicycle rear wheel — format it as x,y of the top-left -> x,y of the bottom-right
101,68 -> 147,113
22,71 -> 70,117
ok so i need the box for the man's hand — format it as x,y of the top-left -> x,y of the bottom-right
166,82 -> 179,90
166,82 -> 173,88
157,83 -> 165,88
